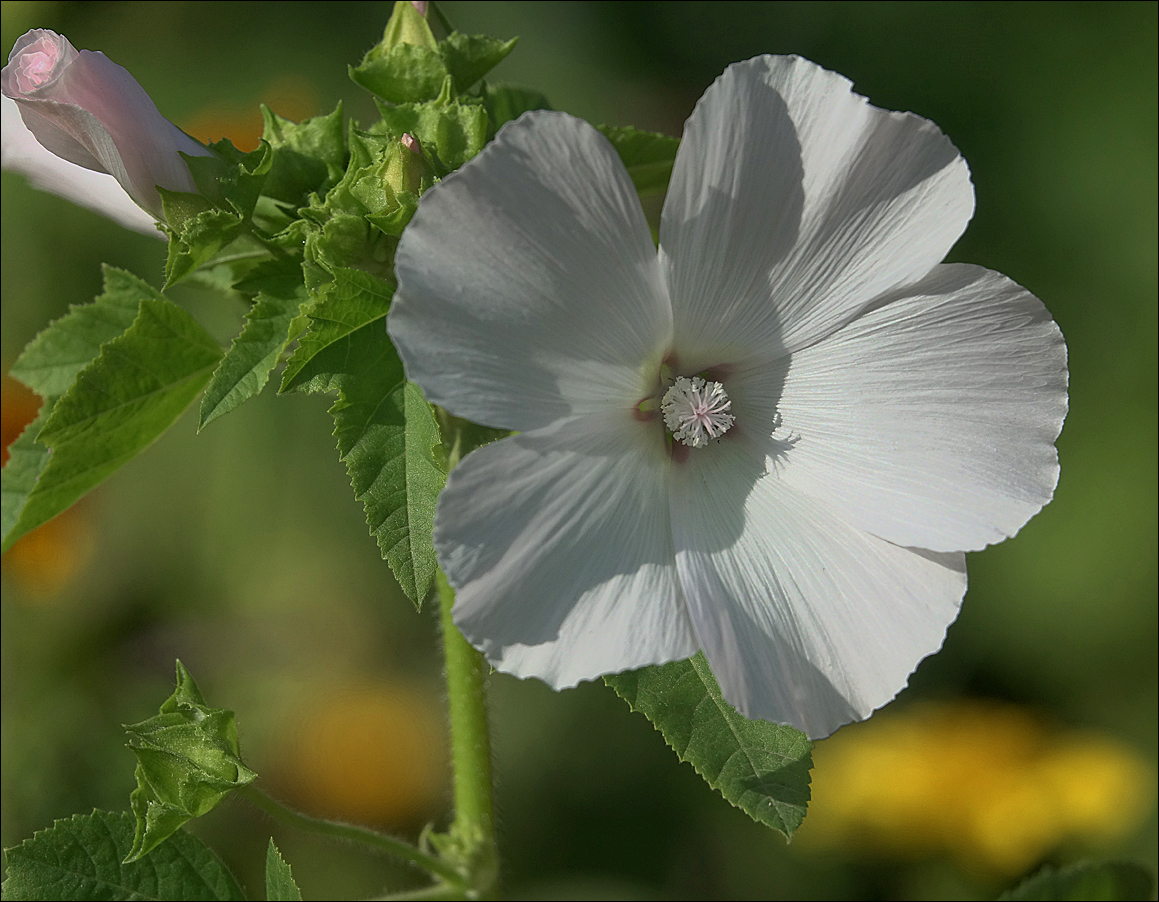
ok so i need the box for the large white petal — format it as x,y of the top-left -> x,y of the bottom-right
389,111 -> 671,432
660,55 -> 973,369
441,410 -> 698,687
766,263 -> 1067,552
669,438 -> 966,740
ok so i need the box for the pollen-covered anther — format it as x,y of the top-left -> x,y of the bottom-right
661,376 -> 735,448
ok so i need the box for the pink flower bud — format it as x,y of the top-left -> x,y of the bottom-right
1,29 -> 212,220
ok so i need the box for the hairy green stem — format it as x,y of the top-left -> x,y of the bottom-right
239,784 -> 461,885
438,570 -> 499,898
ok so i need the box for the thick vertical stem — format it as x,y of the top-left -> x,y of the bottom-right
437,570 -> 498,898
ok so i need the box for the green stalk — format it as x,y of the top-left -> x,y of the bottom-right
437,570 -> 499,898
239,784 -> 462,886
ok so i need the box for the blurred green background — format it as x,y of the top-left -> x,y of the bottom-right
2,2 -> 1155,899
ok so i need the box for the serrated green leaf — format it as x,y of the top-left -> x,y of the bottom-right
279,267 -> 393,392
279,268 -> 443,606
335,362 -> 444,607
265,839 -> 303,902
39,298 -> 221,446
8,266 -> 148,400
199,267 -> 308,429
375,95 -> 489,171
484,83 -> 552,134
999,860 -> 1155,901
598,125 -> 680,198
261,103 -> 347,207
2,271 -> 218,553
3,267 -> 149,548
124,662 -> 257,862
350,42 -> 449,105
439,32 -> 518,93
0,809 -> 244,901
605,652 -> 812,838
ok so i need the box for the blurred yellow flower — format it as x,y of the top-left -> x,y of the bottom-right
799,700 -> 1154,875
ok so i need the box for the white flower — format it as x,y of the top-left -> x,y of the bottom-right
388,55 -> 1068,739
2,93 -> 158,235
1,29 -> 211,221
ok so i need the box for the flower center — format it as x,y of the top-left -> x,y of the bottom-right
661,376 -> 735,448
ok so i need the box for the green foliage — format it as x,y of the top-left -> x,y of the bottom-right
260,103 -> 348,208
265,839 -> 303,902
199,262 -> 309,429
999,861 -> 1155,901
350,1 -> 516,104
0,810 -> 244,901
293,129 -> 428,275
484,83 -> 552,134
350,44 -> 449,106
1,267 -> 144,551
439,32 -> 519,94
373,89 -> 489,173
279,268 -> 444,607
605,652 -> 812,838
598,125 -> 681,198
124,662 -> 257,862
1,269 -> 221,553
161,140 -> 273,287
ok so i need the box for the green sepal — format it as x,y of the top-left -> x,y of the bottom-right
439,32 -> 518,94
279,268 -> 444,607
2,270 -> 221,553
0,810 -> 244,901
605,652 -> 812,838
260,102 -> 348,208
123,661 -> 257,863
380,0 -> 437,52
373,88 -> 488,172
350,41 -> 449,105
350,4 -> 515,104
598,125 -> 681,198
265,839 -> 303,902
484,83 -> 552,135
160,140 -> 273,287
999,860 -> 1155,901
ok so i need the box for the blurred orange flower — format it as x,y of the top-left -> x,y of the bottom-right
2,375 -> 94,600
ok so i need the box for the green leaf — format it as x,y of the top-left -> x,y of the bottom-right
375,94 -> 489,172
439,32 -> 518,93
264,839 -> 303,902
605,652 -> 812,838
0,810 -> 244,901
999,861 -> 1155,901
280,269 -> 443,607
124,661 -> 257,862
598,125 -> 681,198
280,267 -> 393,392
7,266 -> 145,400
261,103 -> 347,207
3,267 -> 147,550
484,83 -> 552,134
199,265 -> 308,429
2,270 -> 219,553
